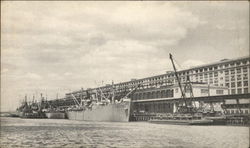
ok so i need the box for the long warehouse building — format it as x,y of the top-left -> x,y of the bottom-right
67,56 -> 249,97
47,56 -> 250,116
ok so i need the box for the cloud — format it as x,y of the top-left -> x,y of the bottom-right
24,72 -> 42,80
181,60 -> 206,70
64,72 -> 73,76
1,68 -> 9,74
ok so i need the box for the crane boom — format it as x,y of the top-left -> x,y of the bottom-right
71,94 -> 81,107
124,84 -> 141,98
169,53 -> 187,108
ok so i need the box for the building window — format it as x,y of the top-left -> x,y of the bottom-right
216,90 -> 224,94
149,92 -> 152,99
214,72 -> 218,77
243,74 -> 248,80
244,81 -> 248,87
175,88 -> 178,93
231,89 -> 235,94
201,89 -> 209,94
170,90 -> 174,97
152,92 -> 156,98
184,85 -> 191,93
204,73 -> 208,78
230,69 -> 235,74
225,64 -> 228,68
237,75 -> 242,81
160,91 -> 165,98
237,88 -> 242,94
167,89 -> 174,97
244,88 -> 248,94
225,83 -> 230,87
225,70 -> 229,75
156,91 -> 161,98
236,68 -> 241,73
245,110 -> 249,114
231,76 -> 235,81
209,79 -> 213,84
243,67 -> 248,73
237,82 -> 242,87
135,94 -> 139,100
138,93 -> 142,100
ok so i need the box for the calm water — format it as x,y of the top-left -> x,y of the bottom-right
0,117 -> 249,148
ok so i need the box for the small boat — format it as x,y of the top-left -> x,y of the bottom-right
19,111 -> 46,119
149,114 -> 214,125
149,119 -> 213,125
204,116 -> 227,125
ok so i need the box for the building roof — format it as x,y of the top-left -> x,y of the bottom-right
186,56 -> 249,70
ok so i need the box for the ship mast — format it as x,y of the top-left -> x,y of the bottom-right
111,80 -> 115,104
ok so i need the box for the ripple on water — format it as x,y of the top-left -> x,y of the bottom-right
0,117 -> 249,148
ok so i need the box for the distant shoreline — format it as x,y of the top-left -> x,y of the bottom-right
0,111 -> 19,117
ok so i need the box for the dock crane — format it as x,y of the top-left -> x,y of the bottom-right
169,53 -> 196,113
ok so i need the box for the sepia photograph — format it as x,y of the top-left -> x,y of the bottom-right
1,1 -> 249,148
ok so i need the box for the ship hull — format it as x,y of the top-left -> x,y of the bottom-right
45,112 -> 65,119
66,101 -> 131,122
18,112 -> 46,119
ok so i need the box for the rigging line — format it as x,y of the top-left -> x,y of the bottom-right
94,81 -> 107,100
173,58 -> 183,71
97,87 -> 108,100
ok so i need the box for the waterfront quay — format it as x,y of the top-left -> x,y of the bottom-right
44,56 -> 250,122
0,117 -> 249,148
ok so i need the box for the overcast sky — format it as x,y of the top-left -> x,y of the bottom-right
1,1 -> 249,111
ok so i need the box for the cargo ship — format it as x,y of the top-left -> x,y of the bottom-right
44,103 -> 66,119
65,83 -> 139,122
66,98 -> 131,122
16,94 -> 48,118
